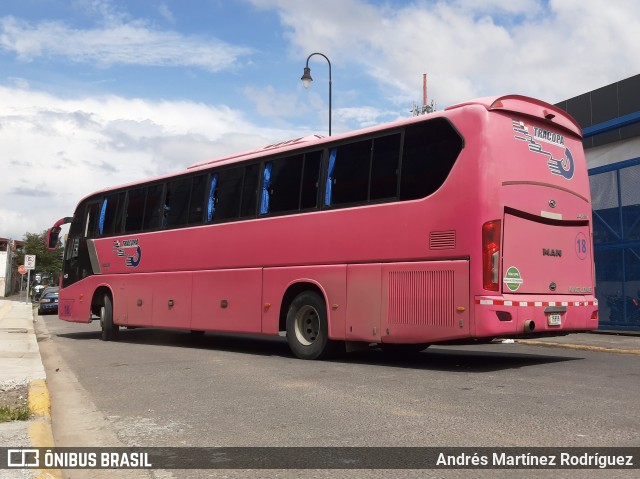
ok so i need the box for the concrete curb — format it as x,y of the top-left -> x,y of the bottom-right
28,370 -> 62,479
517,339 -> 640,355
19,313 -> 63,479
27,379 -> 53,450
27,378 -> 60,479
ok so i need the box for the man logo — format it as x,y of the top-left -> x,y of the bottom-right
543,248 -> 562,257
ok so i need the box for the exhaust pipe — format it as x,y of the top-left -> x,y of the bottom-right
523,320 -> 536,332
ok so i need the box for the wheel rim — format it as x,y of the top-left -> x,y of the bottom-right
294,305 -> 320,346
99,306 -> 106,329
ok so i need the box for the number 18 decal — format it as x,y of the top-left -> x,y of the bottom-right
575,232 -> 588,260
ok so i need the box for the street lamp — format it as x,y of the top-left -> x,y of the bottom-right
301,52 -> 332,136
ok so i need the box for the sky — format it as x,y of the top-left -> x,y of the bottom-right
1,0 -> 640,241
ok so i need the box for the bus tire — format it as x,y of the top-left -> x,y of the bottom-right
286,291 -> 339,360
100,294 -> 119,341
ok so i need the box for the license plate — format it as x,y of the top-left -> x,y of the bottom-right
547,313 -> 562,326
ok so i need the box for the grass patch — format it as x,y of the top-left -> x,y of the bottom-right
0,405 -> 31,422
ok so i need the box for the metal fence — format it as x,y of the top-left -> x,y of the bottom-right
589,157 -> 640,331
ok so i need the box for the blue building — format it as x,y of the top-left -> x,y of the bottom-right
556,74 -> 640,331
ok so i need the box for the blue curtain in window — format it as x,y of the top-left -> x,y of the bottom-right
325,148 -> 337,206
207,174 -> 218,222
260,162 -> 273,215
98,198 -> 107,235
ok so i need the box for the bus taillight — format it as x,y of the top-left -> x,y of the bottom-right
482,220 -> 502,291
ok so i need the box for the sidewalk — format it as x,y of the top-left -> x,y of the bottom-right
517,330 -> 640,355
0,295 -> 56,479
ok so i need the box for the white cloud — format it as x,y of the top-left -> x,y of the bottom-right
335,106 -> 395,129
0,15 -> 251,72
0,86 -> 297,239
158,4 -> 176,23
249,0 -> 640,106
2,0 -> 639,241
244,85 -> 301,118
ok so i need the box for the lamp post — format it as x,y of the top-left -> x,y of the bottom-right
301,52 -> 332,136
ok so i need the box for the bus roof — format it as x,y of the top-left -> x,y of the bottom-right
187,134 -> 326,169
445,94 -> 582,137
75,94 -> 579,205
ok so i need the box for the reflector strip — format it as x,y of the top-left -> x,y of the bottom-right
476,299 -> 597,307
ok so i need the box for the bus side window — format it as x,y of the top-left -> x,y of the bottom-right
84,201 -> 101,238
400,119 -> 463,200
124,188 -> 146,233
241,163 -> 260,218
99,192 -> 125,236
301,150 -> 321,210
371,133 -> 401,200
143,184 -> 164,230
260,155 -> 304,216
215,168 -> 244,221
207,174 -> 219,222
260,162 -> 273,215
325,148 -> 337,206
188,175 -> 207,225
323,133 -> 400,208
164,178 -> 191,228
330,139 -> 371,206
98,198 -> 108,236
275,155 -> 303,213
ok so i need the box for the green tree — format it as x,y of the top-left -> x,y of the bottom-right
18,230 -> 64,284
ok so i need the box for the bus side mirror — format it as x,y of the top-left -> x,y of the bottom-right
46,216 -> 73,250
47,227 -> 61,250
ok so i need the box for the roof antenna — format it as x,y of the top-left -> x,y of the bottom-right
411,73 -> 436,116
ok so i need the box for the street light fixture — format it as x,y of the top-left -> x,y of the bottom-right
301,52 -> 332,136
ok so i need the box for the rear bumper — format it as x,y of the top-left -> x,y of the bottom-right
38,303 -> 59,314
474,295 -> 598,338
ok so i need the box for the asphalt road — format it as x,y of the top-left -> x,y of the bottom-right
35,313 -> 640,479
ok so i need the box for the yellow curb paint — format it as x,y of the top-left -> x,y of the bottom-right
28,379 -> 51,419
517,340 -> 640,356
28,419 -> 54,447
28,380 -> 63,479
33,472 -> 63,479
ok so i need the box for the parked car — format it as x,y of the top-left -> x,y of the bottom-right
38,287 -> 59,315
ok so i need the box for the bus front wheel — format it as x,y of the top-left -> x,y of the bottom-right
286,291 -> 339,360
100,294 -> 119,341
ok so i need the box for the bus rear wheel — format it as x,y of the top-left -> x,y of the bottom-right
286,291 -> 340,360
100,294 -> 119,341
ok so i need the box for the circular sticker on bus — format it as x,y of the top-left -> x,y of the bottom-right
503,266 -> 523,292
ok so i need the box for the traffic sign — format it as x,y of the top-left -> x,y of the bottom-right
18,265 -> 27,275
25,255 -> 36,270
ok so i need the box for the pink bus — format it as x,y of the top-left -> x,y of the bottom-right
47,95 -> 598,359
